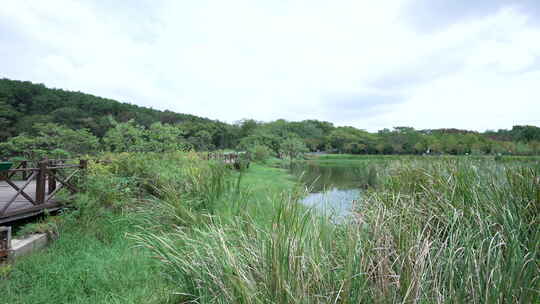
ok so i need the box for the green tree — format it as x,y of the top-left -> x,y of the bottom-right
103,120 -> 147,152
280,137 -> 308,166
146,122 -> 192,152
413,141 -> 427,154
237,119 -> 259,138
0,123 -> 99,159
329,127 -> 374,154
0,99 -> 20,140
187,130 -> 214,151
247,144 -> 273,163
34,123 -> 99,155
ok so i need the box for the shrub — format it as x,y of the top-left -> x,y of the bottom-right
249,144 -> 273,163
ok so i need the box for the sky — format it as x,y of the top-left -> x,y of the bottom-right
1,0 -> 539,132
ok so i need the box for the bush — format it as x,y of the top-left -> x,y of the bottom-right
249,144 -> 273,163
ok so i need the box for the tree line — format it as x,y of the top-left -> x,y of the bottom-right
1,78 -> 539,160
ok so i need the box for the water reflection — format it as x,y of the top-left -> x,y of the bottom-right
290,163 -> 377,192
289,162 -> 375,221
301,188 -> 360,221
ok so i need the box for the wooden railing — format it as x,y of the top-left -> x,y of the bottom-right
0,226 -> 10,259
0,159 -> 88,218
204,153 -> 238,163
6,160 -> 30,180
202,152 -> 251,167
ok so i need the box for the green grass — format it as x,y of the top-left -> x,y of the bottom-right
137,154 -> 539,303
0,152 -> 208,304
215,162 -> 300,226
309,152 -> 540,164
302,154 -> 403,168
1,153 -> 299,304
2,213 -> 176,304
2,153 -> 539,303
241,163 -> 298,194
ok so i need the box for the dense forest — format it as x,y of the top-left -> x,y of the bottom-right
1,78 -> 539,159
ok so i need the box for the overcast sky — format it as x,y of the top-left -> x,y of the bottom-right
1,0 -> 539,131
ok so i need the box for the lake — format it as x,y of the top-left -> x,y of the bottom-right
289,162 -> 377,221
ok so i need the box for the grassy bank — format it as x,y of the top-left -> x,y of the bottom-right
2,213 -> 173,303
1,153 -> 296,303
2,153 -> 539,303
135,154 -> 538,303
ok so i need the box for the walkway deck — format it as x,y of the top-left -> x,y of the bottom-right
0,180 -> 61,224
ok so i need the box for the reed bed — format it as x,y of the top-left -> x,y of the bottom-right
136,157 -> 539,303
4,153 -> 536,303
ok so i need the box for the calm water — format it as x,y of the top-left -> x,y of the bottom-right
290,163 -> 375,220
300,188 -> 360,221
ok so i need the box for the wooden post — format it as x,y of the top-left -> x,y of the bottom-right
22,160 -> 28,180
0,226 -> 11,259
48,160 -> 56,194
35,161 -> 47,205
80,159 -> 88,170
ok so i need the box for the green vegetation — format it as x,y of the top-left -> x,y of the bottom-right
2,78 -> 540,160
289,155 -> 386,191
0,153 -> 297,303
3,153 -> 537,303
1,78 -> 539,302
3,213 -> 174,303
137,154 -> 539,303
0,78 -> 237,152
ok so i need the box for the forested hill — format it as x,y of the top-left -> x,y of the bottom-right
0,78 -> 230,140
1,78 -> 539,159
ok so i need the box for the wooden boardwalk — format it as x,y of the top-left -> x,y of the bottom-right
0,180 -> 61,224
0,155 -> 246,224
0,159 -> 87,224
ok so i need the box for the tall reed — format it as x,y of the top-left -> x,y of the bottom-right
136,157 -> 539,303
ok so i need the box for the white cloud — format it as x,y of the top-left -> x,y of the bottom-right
1,0 -> 539,131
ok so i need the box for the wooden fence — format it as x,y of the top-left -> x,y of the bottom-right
0,226 -> 10,259
0,153 -> 249,223
202,152 -> 251,168
0,159 -> 88,222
